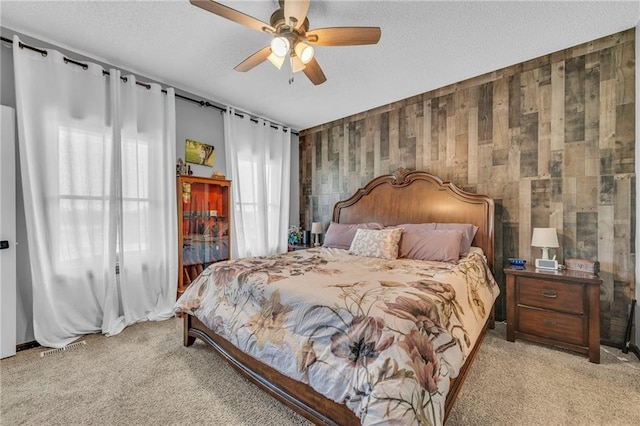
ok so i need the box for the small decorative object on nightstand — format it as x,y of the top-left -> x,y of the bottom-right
311,222 -> 323,247
301,230 -> 311,245
288,225 -> 302,247
565,258 -> 600,274
504,265 -> 602,363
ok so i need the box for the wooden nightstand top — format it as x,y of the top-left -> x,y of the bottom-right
504,264 -> 602,285
289,243 -> 314,251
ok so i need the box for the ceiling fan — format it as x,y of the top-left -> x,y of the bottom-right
190,0 -> 382,85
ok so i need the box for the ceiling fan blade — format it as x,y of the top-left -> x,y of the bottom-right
306,27 -> 381,46
234,46 -> 272,72
284,0 -> 310,29
190,0 -> 275,33
302,58 -> 327,85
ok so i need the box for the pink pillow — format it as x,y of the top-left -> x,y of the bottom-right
389,223 -> 436,232
434,223 -> 479,256
323,222 -> 384,250
400,229 -> 464,262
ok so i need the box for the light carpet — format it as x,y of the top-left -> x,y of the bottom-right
1,318 -> 638,425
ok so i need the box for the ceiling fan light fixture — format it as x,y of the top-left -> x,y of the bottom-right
294,42 -> 314,64
267,52 -> 286,70
189,0 -> 381,85
270,36 -> 290,58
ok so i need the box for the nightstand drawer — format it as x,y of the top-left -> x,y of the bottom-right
518,306 -> 585,346
517,277 -> 584,314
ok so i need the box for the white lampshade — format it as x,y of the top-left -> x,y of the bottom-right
270,36 -> 290,58
531,228 -> 559,259
311,222 -> 323,234
294,42 -> 314,64
267,52 -> 285,69
311,222 -> 322,247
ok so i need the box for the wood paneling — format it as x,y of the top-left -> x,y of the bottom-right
299,28 -> 636,343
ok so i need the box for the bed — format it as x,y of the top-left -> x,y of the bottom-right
175,169 -> 498,425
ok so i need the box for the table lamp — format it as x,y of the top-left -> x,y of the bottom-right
311,222 -> 323,247
531,227 -> 559,260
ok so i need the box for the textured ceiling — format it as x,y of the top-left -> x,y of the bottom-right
1,1 -> 638,131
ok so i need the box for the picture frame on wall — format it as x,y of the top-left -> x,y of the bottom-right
185,139 -> 215,167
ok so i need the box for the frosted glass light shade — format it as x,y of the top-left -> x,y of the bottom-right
294,42 -> 314,64
531,227 -> 559,259
267,52 -> 285,69
270,37 -> 290,57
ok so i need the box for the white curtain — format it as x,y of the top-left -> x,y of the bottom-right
13,36 -> 177,347
224,108 -> 291,258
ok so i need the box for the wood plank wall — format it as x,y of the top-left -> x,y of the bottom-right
299,28 -> 636,344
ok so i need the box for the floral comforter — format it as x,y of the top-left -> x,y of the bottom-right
175,247 -> 499,426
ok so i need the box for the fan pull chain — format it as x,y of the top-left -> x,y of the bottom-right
289,70 -> 294,85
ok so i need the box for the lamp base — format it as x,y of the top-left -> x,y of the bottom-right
541,247 -> 550,260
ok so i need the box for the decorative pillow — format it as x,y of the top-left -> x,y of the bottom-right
399,229 -> 464,262
349,228 -> 404,260
323,222 -> 384,250
434,223 -> 479,256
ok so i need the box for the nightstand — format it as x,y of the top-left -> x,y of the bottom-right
504,265 -> 602,363
288,243 -> 314,251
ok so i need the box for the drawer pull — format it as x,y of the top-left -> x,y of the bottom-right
541,289 -> 558,298
543,319 -> 557,326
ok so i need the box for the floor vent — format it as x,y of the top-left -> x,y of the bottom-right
40,341 -> 87,358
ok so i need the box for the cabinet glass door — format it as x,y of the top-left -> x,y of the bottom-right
178,177 -> 230,293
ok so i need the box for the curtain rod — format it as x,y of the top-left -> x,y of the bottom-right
1,36 -> 298,135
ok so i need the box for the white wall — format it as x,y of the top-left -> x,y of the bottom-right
175,99 -> 225,178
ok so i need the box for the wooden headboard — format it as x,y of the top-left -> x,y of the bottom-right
332,169 -> 495,271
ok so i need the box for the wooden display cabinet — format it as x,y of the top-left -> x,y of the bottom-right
177,176 -> 231,295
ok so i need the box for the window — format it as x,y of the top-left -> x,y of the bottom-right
236,155 -> 281,248
57,125 -> 112,267
120,136 -> 150,253
55,126 -> 152,271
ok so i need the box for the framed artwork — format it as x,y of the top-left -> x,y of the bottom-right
185,139 -> 215,167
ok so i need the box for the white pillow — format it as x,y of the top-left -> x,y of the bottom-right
349,228 -> 404,260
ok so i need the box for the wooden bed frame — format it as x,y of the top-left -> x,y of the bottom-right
183,169 -> 496,425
